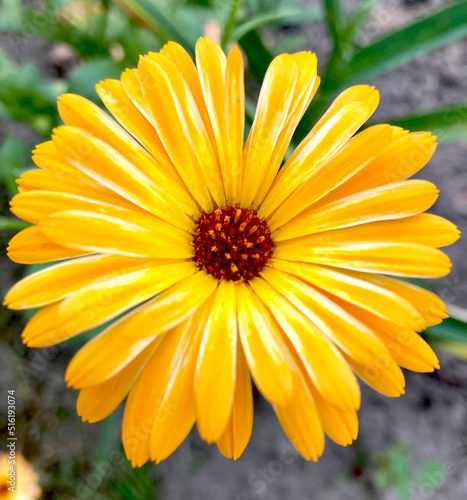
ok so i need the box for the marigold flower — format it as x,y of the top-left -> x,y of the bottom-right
0,453 -> 41,499
4,38 -> 459,465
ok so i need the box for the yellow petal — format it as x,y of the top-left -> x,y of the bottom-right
217,343 -> 253,460
7,225 -> 87,264
160,41 -> 216,148
267,124 -> 393,229
52,126 -> 194,228
274,242 -> 452,278
195,37 -> 230,199
10,190 -> 170,225
249,277 -> 360,411
273,365 -> 325,461
224,46 -> 245,203
4,254 -> 165,309
350,272 -> 448,328
259,86 -> 379,218
236,283 -> 293,405
260,267 -> 404,384
318,130 -> 437,206
344,354 -> 405,397
32,141 -> 91,181
122,318 -> 195,467
267,259 -> 424,331
240,54 -> 299,207
334,297 -> 439,372
253,52 -> 319,206
39,209 -> 192,258
273,180 -> 439,241
277,214 -> 460,249
16,169 -> 147,213
76,337 -> 160,423
149,306 -> 209,463
138,54 -> 222,210
310,387 -> 358,446
22,261 -> 197,347
58,93 -> 175,180
195,280 -> 237,442
120,68 -> 153,123
65,271 -> 218,388
95,79 -> 174,172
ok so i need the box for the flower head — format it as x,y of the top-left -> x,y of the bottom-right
4,38 -> 459,464
0,453 -> 41,500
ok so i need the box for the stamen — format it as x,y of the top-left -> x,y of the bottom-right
193,205 -> 275,282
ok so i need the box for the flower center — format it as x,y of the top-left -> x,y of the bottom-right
193,206 -> 275,282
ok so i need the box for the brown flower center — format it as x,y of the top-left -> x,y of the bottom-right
193,206 -> 275,282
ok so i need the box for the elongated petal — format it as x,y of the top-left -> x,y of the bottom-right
217,344 -> 253,460
275,241 -> 451,278
195,280 -> 237,442
267,124 -> 393,230
10,190 -> 163,225
253,52 -> 319,206
260,267 -> 404,386
95,79 -> 174,171
138,54 -> 222,210
122,318 -> 195,467
160,41 -> 216,148
7,226 -> 87,264
39,210 -> 192,258
16,169 -> 147,213
277,214 -> 460,249
250,278 -> 360,411
236,283 -> 293,405
65,272 -> 218,388
267,259 -> 424,331
273,365 -> 325,461
260,86 -> 379,218
331,295 -> 439,372
224,46 -> 245,203
149,307 -> 208,463
22,261 -> 197,347
240,54 -> 299,207
318,130 -> 437,206
351,272 -> 448,328
273,180 -> 439,241
4,254 -> 164,309
77,338 -> 160,423
52,126 -> 194,227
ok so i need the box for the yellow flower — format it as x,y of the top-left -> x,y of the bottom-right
4,38 -> 459,465
0,453 -> 41,500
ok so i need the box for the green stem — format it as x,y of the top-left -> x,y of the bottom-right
221,0 -> 244,49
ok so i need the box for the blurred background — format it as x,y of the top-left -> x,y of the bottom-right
1,0 -> 467,498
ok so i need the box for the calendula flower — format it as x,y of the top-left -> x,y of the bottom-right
0,453 -> 41,500
4,38 -> 459,465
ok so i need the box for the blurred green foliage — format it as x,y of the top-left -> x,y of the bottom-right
373,443 -> 446,500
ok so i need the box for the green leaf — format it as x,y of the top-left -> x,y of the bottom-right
221,0 -> 244,48
116,0 -> 201,54
0,217 -> 31,232
0,49 -> 65,135
425,317 -> 467,345
0,135 -> 30,196
342,0 -> 383,47
238,29 -> 273,83
382,103 -> 467,143
414,462 -> 446,490
340,1 -> 467,84
323,0 -> 345,47
232,6 -> 322,41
